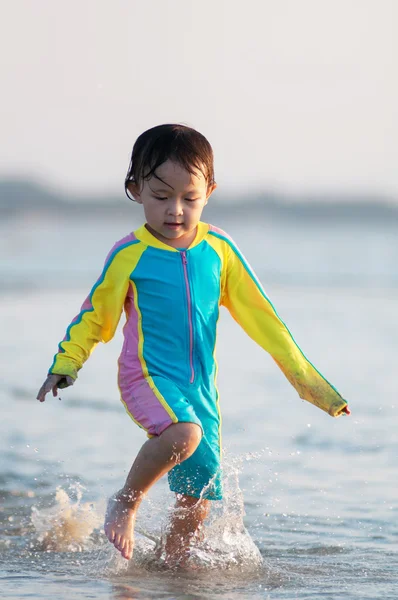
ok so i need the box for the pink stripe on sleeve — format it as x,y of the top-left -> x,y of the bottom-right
208,224 -> 235,242
59,235 -> 138,346
105,231 -> 137,262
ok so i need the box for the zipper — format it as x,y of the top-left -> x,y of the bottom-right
181,251 -> 195,384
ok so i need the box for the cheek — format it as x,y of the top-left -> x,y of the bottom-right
188,201 -> 206,215
145,202 -> 164,220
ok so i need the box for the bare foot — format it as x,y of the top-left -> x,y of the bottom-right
164,536 -> 190,568
104,495 -> 136,560
163,496 -> 209,568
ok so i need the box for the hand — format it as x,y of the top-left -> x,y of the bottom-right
36,374 -> 74,403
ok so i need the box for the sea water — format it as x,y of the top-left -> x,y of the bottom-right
1,209 -> 397,599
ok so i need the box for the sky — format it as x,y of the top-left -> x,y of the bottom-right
1,0 -> 397,199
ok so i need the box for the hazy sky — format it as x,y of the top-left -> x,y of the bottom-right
1,0 -> 397,198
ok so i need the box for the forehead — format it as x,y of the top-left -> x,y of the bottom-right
148,160 -> 207,191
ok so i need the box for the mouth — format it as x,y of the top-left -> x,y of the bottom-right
164,223 -> 183,229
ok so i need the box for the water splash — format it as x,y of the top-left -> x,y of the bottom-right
130,452 -> 263,572
187,453 -> 263,570
29,453 -> 263,573
31,483 -> 102,552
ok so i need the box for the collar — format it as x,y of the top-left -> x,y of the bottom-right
133,221 -> 209,252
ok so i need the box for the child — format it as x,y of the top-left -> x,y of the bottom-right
36,124 -> 350,565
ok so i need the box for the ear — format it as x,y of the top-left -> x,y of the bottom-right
205,183 -> 217,204
127,182 -> 142,204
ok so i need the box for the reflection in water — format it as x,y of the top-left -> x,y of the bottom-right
111,583 -> 143,600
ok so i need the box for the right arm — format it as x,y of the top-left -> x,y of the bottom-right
48,248 -> 130,381
37,238 -> 143,402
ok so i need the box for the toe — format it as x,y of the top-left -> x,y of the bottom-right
106,527 -> 116,543
123,542 -> 132,560
119,537 -> 126,551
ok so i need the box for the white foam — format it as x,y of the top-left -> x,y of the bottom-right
31,483 -> 102,552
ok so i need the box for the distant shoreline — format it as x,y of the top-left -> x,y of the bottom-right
1,178 -> 398,223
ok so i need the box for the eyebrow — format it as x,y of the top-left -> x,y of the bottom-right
151,187 -> 174,193
150,172 -> 201,194
152,173 -> 174,190
151,184 -> 201,194
152,187 -> 200,193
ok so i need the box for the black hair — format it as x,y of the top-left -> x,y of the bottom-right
124,124 -> 215,201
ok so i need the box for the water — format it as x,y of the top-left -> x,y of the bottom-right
1,209 -> 397,599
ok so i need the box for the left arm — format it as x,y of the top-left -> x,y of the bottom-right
220,237 -> 349,417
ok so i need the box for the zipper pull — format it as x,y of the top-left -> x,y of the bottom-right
181,251 -> 187,265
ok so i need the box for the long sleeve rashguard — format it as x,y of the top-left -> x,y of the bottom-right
50,222 -> 347,418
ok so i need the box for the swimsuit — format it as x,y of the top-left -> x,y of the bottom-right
50,222 -> 347,500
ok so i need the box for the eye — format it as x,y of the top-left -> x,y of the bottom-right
153,196 -> 168,201
185,198 -> 199,202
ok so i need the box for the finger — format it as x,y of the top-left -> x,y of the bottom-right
66,376 -> 75,386
36,381 -> 53,402
36,388 -> 46,402
52,385 -> 58,397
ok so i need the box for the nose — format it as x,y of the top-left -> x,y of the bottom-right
167,198 -> 183,216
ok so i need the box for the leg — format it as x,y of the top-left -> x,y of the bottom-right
104,422 -> 202,560
164,409 -> 223,565
164,494 -> 210,566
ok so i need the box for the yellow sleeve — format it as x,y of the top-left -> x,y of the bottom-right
221,237 -> 347,417
49,238 -> 144,380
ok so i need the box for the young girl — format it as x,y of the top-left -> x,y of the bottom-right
36,124 -> 350,565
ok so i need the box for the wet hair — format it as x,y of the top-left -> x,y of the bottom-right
124,124 -> 215,201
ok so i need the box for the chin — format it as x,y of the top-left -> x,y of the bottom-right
162,228 -> 186,237
161,230 -> 181,238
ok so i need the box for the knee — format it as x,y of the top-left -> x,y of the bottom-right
162,422 -> 202,463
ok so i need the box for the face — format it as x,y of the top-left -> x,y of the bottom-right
128,160 -> 216,248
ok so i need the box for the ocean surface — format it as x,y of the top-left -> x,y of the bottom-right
1,209 -> 397,599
